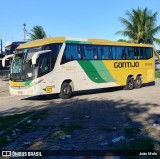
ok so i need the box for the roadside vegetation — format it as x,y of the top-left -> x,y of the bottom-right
0,109 -> 49,147
116,7 -> 160,59
29,25 -> 47,40
155,70 -> 160,78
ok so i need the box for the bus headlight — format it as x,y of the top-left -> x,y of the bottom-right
27,73 -> 33,77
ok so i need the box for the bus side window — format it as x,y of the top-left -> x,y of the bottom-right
81,46 -> 86,60
146,48 -> 152,59
140,48 -> 144,59
61,44 -> 73,64
129,47 -> 134,59
93,47 -> 97,60
78,46 -> 82,59
121,47 -> 126,59
108,47 -> 113,59
101,47 -> 104,59
61,44 -> 80,64
134,48 -> 140,59
112,47 -> 117,59
103,46 -> 109,59
97,46 -> 104,60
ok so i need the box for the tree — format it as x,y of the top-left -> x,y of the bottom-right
29,25 -> 47,40
115,7 -> 160,45
117,39 -> 131,43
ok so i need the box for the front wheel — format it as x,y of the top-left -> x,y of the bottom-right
59,82 -> 72,99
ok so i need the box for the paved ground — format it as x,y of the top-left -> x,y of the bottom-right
0,79 -> 160,158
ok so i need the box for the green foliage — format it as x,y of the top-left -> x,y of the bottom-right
119,138 -> 154,150
124,128 -> 141,138
0,135 -> 8,146
117,39 -> 131,43
155,70 -> 160,78
116,7 -> 160,45
59,123 -> 83,134
0,112 -> 33,130
29,25 -> 47,40
47,131 -> 65,140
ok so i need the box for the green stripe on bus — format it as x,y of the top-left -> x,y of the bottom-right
23,80 -> 33,86
65,40 -> 92,44
65,40 -> 80,44
91,61 -> 116,82
78,61 -> 106,83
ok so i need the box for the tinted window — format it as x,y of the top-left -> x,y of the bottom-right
38,53 -> 52,76
61,44 -> 152,64
43,43 -> 62,59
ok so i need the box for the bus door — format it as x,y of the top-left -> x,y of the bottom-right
37,52 -> 54,94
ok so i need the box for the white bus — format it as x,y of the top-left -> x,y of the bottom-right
3,37 -> 154,99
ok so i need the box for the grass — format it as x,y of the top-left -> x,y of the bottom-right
119,138 -> 154,150
124,128 -> 141,138
102,127 -> 119,131
142,126 -> 157,133
47,123 -> 84,140
60,123 -> 84,134
0,109 -> 50,147
47,131 -> 65,140
0,135 -> 8,146
155,70 -> 160,78
30,109 -> 49,121
0,111 -> 34,130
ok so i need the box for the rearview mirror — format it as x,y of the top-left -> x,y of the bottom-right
32,50 -> 51,65
2,54 -> 14,67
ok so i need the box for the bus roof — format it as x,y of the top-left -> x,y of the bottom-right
17,37 -> 152,49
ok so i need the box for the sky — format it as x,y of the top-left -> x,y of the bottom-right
0,0 -> 160,50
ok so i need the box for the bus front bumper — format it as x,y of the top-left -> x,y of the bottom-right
9,85 -> 41,96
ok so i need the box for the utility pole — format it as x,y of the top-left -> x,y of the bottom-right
23,23 -> 27,41
0,34 -> 2,54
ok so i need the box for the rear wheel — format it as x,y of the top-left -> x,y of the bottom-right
134,76 -> 142,89
126,77 -> 134,90
59,82 -> 72,99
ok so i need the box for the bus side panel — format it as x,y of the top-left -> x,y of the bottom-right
55,60 -> 118,92
76,60 -> 118,90
103,58 -> 155,86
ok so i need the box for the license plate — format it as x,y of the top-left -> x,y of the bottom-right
18,91 -> 23,95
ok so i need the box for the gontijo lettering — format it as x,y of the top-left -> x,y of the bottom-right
114,62 -> 139,68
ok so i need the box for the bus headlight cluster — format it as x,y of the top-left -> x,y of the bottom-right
27,73 -> 33,77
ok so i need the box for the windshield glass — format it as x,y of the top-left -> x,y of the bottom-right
10,46 -> 42,81
10,43 -> 62,82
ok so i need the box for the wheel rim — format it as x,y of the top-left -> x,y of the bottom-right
137,79 -> 141,85
128,80 -> 133,89
63,87 -> 70,95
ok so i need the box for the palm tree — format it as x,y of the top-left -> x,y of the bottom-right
29,25 -> 47,40
115,7 -> 160,45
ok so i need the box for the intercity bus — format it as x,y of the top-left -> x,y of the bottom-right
3,37 -> 154,99
0,41 -> 26,70
5,41 -> 26,55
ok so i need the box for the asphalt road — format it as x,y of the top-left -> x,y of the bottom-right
0,79 -> 160,119
0,79 -> 160,153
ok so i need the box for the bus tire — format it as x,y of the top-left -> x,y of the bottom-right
134,76 -> 142,89
59,82 -> 72,99
126,77 -> 134,90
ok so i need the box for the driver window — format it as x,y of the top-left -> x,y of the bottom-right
38,53 -> 51,76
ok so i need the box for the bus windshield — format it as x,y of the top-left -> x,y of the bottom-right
10,43 -> 62,82
10,46 -> 43,81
